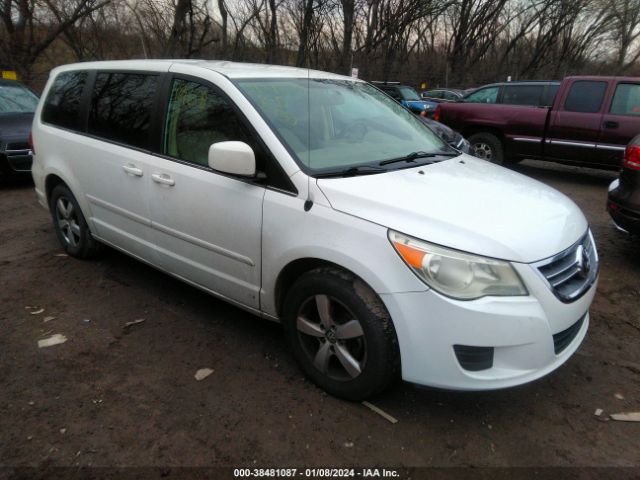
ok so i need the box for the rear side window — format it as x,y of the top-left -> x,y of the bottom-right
465,86 -> 499,104
541,84 -> 559,107
564,81 -> 607,113
42,71 -> 87,130
502,85 -> 544,106
88,72 -> 159,149
610,83 -> 640,116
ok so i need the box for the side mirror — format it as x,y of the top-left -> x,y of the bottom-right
208,141 -> 256,177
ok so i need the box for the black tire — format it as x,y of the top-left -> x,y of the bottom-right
468,132 -> 504,165
283,267 -> 400,401
50,184 -> 101,259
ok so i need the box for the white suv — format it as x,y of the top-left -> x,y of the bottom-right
31,60 -> 598,400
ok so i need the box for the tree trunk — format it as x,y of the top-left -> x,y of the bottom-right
166,0 -> 191,57
295,0 -> 314,67
338,0 -> 354,75
267,0 -> 278,63
218,0 -> 228,57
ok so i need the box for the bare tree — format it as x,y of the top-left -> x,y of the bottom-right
608,0 -> 640,72
3,0 -> 640,91
0,0 -> 111,82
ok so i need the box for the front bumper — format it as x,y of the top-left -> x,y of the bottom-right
381,261 -> 596,390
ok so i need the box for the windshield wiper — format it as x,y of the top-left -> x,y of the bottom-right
379,151 -> 458,166
315,165 -> 387,178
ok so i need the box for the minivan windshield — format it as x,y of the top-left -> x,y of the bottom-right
235,78 -> 453,175
0,83 -> 39,114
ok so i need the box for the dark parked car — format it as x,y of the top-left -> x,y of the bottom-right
421,88 -> 464,103
371,81 -> 438,116
435,76 -> 640,168
608,135 -> 640,234
0,79 -> 38,177
419,116 -> 470,153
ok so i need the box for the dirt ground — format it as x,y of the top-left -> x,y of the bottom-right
0,160 -> 639,475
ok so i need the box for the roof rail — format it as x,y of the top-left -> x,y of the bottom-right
370,81 -> 401,85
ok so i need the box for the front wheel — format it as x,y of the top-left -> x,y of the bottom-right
468,132 -> 504,164
283,267 -> 400,400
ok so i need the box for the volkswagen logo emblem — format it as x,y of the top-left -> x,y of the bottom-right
575,245 -> 591,277
325,329 -> 337,344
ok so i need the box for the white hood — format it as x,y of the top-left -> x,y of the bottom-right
317,155 -> 587,263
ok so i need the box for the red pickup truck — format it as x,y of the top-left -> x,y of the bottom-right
435,76 -> 640,169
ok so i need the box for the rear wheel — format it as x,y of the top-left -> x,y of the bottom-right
50,184 -> 101,258
468,132 -> 504,165
283,267 -> 400,400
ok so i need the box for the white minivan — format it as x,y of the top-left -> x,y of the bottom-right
31,60 -> 598,400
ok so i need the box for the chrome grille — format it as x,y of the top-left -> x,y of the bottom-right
534,230 -> 598,303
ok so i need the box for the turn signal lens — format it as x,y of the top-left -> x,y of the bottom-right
389,230 -> 528,300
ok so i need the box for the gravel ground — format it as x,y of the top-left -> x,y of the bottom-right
0,160 -> 639,476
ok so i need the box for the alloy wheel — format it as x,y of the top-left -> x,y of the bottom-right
296,294 -> 367,381
55,197 -> 81,247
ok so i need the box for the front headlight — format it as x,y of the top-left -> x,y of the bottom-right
389,230 -> 527,300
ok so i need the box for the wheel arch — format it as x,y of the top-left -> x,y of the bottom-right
45,174 -> 68,207
463,125 -> 505,141
274,257 -> 376,319
43,169 -> 92,222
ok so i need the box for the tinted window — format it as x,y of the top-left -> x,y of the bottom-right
443,91 -> 460,101
564,81 -> 607,113
381,87 -> 401,100
424,90 -> 442,98
542,84 -> 559,106
88,73 -> 158,149
502,85 -> 544,106
42,71 -> 87,130
465,86 -> 499,104
610,83 -> 640,116
164,79 -> 253,167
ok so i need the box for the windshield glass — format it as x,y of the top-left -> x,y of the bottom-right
235,78 -> 450,174
0,83 -> 38,113
397,86 -> 421,101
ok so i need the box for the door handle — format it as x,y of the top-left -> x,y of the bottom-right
151,173 -> 175,186
603,121 -> 619,129
122,164 -> 143,177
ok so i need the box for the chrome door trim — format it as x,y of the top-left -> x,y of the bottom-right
545,139 -> 596,148
595,144 -> 626,151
